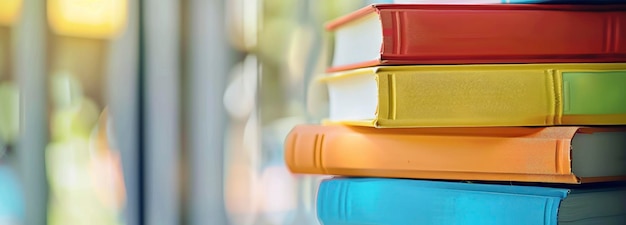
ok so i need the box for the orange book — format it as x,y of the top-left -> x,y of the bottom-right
285,124 -> 626,184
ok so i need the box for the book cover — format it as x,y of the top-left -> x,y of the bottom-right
327,4 -> 626,72
284,124 -> 626,184
317,178 -> 626,225
323,63 -> 626,127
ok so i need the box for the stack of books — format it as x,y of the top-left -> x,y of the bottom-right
285,2 -> 626,224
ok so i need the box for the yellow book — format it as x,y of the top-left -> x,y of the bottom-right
322,63 -> 626,127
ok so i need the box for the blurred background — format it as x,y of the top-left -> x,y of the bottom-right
0,0 -> 383,224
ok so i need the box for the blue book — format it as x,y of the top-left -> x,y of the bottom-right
317,178 -> 626,225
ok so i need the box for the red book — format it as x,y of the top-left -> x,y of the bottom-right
326,4 -> 626,72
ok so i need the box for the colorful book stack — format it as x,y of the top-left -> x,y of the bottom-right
285,2 -> 626,225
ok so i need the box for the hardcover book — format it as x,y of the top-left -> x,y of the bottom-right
327,4 -> 626,72
285,124 -> 626,184
317,178 -> 626,225
323,63 -> 626,127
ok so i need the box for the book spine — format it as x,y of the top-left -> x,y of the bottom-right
378,8 -> 626,64
284,125 -> 582,183
284,129 -> 329,174
374,66 -> 626,127
318,178 -> 566,225
375,69 -> 559,127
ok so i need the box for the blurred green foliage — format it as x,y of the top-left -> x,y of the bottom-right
0,82 -> 19,146
49,73 -> 100,142
256,0 -> 365,125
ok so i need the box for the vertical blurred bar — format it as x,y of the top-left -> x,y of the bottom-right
14,0 -> 48,225
106,0 -> 140,224
143,0 -> 181,224
185,0 -> 232,224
